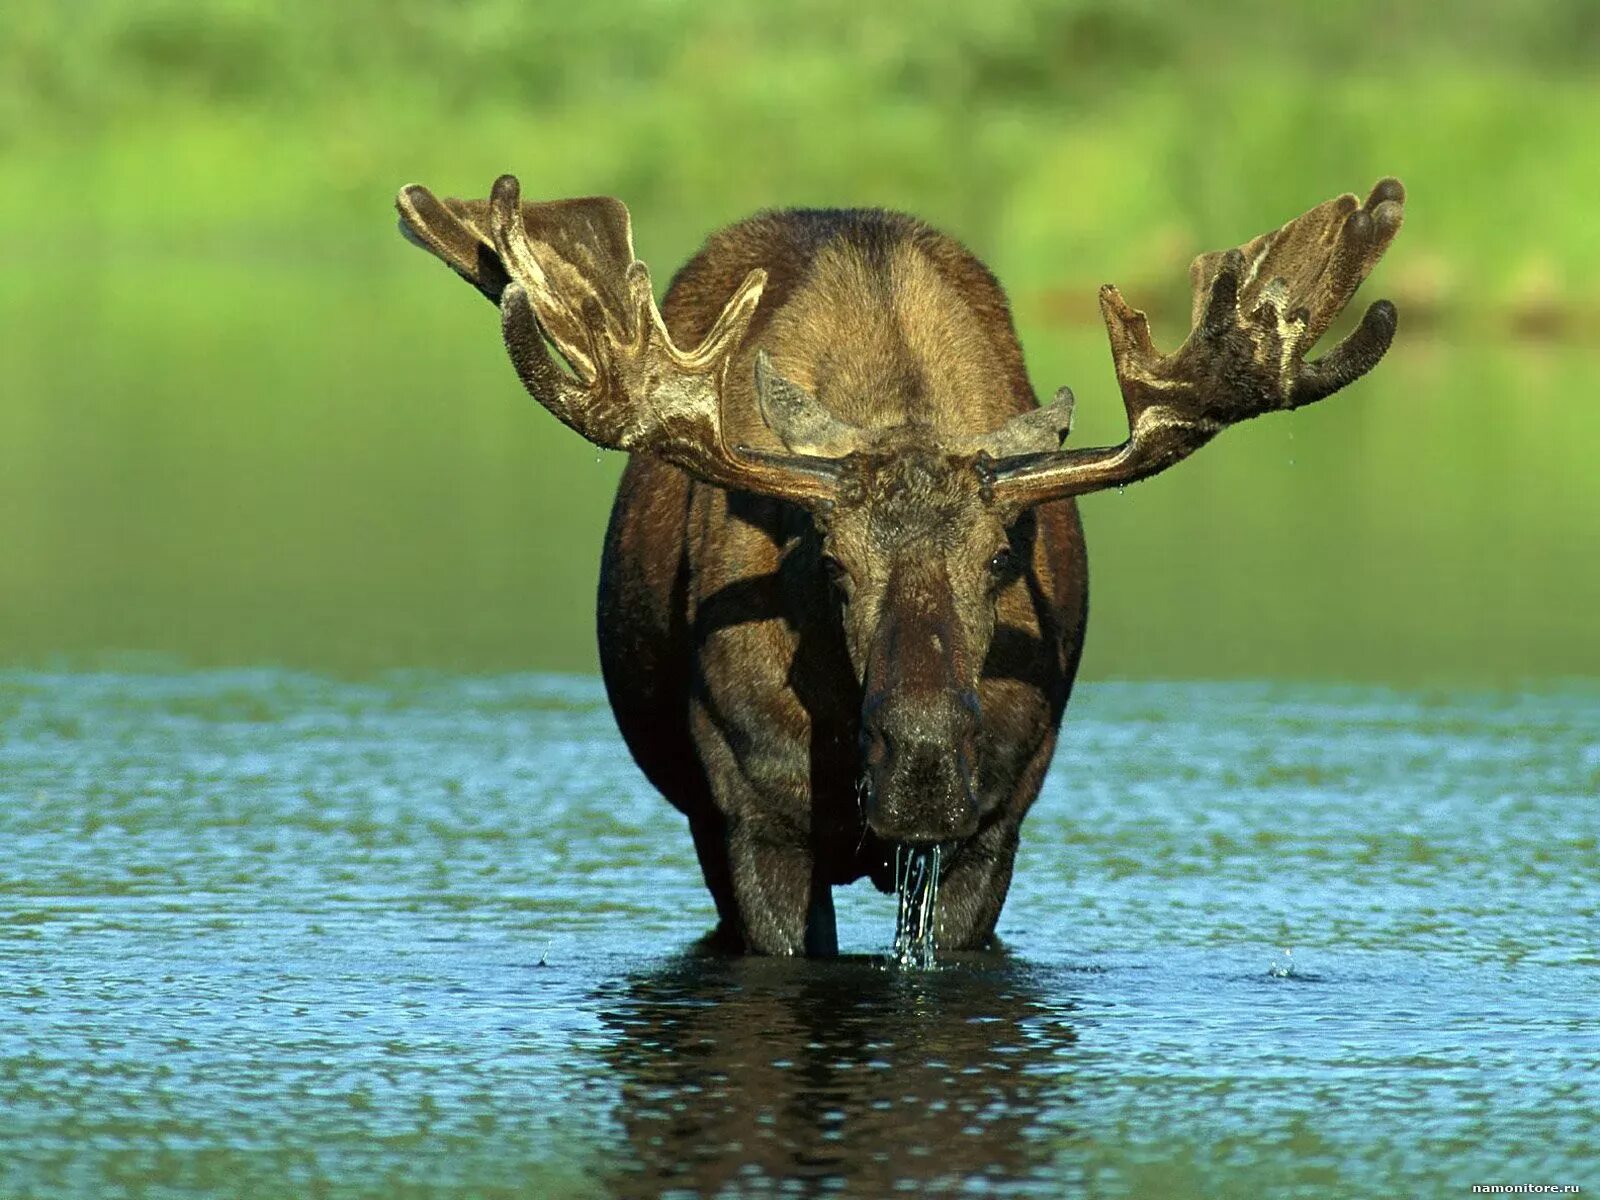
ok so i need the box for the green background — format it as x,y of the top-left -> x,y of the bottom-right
2,0 -> 1596,681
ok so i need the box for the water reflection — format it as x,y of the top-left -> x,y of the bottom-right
594,953 -> 1084,1198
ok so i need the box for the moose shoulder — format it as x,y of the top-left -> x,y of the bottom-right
396,176 -> 1405,956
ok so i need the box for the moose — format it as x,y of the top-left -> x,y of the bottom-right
396,174 -> 1405,956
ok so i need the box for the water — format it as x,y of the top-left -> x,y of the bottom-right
2,669 -> 1597,1197
893,844 -> 944,969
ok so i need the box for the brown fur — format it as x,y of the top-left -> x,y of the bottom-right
599,210 -> 1086,954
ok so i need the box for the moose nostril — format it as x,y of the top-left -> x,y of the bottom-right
957,689 -> 981,732
864,694 -> 980,766
861,690 -> 889,725
863,730 -> 891,770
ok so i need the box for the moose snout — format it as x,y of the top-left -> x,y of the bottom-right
861,689 -> 981,843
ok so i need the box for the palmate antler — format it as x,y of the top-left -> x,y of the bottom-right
396,175 -> 842,503
988,179 -> 1405,505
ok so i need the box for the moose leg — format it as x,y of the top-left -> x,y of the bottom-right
690,809 -> 839,954
685,808 -> 744,951
804,872 -> 838,957
725,817 -> 834,956
934,821 -> 1023,950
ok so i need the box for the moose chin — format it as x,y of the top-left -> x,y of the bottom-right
396,174 -> 1405,956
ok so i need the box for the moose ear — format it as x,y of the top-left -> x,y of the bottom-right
753,350 -> 860,456
971,388 -> 1076,457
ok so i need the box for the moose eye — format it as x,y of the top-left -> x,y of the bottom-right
989,546 -> 1015,576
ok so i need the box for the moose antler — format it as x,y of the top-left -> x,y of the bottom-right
989,178 -> 1405,505
396,175 -> 842,503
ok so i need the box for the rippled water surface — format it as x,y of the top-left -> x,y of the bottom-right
2,670 -> 1596,1197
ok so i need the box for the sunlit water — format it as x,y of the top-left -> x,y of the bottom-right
1,670 -> 1596,1197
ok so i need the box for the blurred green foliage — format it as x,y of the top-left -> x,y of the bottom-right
0,1 -> 1596,679
4,0 -> 1597,316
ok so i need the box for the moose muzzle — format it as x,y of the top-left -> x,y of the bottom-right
861,686 -> 982,844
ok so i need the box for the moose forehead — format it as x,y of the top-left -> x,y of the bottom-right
833,444 -> 990,550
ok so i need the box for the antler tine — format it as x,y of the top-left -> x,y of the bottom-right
489,174 -> 611,385
402,173 -> 843,505
990,177 -> 1405,508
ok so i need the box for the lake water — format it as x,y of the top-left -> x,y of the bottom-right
2,669 -> 1595,1197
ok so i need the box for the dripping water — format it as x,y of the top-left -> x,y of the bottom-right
893,843 -> 943,969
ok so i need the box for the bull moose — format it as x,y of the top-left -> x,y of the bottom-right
396,175 -> 1405,957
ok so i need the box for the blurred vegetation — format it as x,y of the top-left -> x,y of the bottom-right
4,0 -> 1597,326
0,1 -> 1596,679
